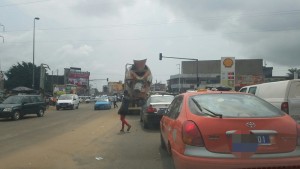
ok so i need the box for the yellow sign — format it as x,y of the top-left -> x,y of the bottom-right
223,58 -> 234,68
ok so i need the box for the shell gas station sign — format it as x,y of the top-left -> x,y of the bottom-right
221,57 -> 235,90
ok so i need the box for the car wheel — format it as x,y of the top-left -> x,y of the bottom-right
37,109 -> 44,117
143,119 -> 149,129
160,133 -> 166,150
167,141 -> 172,156
12,111 -> 21,121
56,106 -> 60,111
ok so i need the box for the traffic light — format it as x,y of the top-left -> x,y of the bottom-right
107,78 -> 109,82
159,53 -> 163,60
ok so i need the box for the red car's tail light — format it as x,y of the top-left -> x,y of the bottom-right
281,102 -> 289,114
182,121 -> 204,147
147,105 -> 157,113
297,125 -> 300,146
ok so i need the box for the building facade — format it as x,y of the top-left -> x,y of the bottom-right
168,59 -> 271,92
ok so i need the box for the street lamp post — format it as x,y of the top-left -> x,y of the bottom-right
177,64 -> 181,93
159,53 -> 199,88
32,17 -> 40,89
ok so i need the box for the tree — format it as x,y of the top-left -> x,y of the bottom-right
4,62 -> 43,91
287,68 -> 300,79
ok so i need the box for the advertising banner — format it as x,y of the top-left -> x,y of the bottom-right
68,72 -> 90,86
221,57 -> 235,90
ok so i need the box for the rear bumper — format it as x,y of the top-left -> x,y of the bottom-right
144,113 -> 163,124
94,104 -> 111,110
172,146 -> 300,169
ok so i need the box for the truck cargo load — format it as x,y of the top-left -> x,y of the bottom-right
124,59 -> 152,114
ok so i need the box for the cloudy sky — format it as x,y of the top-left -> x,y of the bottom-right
0,0 -> 300,90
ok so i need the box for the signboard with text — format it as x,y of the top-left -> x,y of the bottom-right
221,57 -> 235,90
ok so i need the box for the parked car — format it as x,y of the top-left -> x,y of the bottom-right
239,79 -> 300,121
94,97 -> 112,110
0,94 -> 46,120
56,94 -> 79,110
140,94 -> 174,129
160,90 -> 300,169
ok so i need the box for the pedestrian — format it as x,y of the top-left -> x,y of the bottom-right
118,90 -> 131,132
113,96 -> 118,108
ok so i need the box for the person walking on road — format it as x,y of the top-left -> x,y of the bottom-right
113,96 -> 118,108
118,90 -> 131,132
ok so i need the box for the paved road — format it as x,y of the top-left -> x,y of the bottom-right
0,103 -> 174,169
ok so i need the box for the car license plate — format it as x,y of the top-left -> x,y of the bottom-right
158,108 -> 167,114
256,135 -> 270,145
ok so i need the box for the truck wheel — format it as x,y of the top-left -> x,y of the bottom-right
37,109 -> 44,117
12,111 -> 21,121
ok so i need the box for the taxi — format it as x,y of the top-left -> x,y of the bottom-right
160,90 -> 300,169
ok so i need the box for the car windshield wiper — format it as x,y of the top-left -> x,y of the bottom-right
201,107 -> 223,118
191,98 -> 223,118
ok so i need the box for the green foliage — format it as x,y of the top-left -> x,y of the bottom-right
4,62 -> 41,90
287,68 -> 300,78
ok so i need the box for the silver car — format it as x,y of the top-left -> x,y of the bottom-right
140,94 -> 174,129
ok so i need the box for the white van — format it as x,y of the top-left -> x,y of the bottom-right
239,80 -> 300,121
56,94 -> 80,110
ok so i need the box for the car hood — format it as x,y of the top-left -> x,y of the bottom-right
0,104 -> 21,108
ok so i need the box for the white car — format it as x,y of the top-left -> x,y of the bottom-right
56,94 -> 80,110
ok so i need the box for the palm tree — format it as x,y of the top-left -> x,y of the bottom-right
287,68 -> 300,79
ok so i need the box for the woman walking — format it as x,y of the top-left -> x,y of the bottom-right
118,90 -> 131,132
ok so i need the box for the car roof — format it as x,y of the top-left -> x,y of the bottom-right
180,90 -> 239,97
150,94 -> 174,97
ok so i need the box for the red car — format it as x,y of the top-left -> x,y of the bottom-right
160,91 -> 300,169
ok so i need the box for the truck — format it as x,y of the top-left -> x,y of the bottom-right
124,59 -> 152,114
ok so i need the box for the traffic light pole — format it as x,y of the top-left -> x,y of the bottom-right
159,53 -> 199,88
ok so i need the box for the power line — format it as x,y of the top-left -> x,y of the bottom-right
3,25 -> 300,44
0,0 -> 53,7
4,9 -> 300,33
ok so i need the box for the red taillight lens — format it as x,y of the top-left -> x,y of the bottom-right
281,102 -> 289,114
147,105 -> 157,113
182,121 -> 204,147
297,125 -> 300,146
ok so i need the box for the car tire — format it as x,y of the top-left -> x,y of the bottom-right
56,106 -> 60,111
37,109 -> 44,117
143,119 -> 149,129
12,111 -> 21,121
160,133 -> 166,150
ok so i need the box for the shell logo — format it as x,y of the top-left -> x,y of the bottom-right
223,58 -> 234,68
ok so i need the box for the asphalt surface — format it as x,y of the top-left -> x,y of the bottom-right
0,103 -> 175,169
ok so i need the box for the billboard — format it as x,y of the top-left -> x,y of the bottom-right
221,57 -> 235,90
68,71 -> 90,86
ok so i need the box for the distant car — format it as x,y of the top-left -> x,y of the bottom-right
94,97 -> 112,110
160,91 -> 300,169
56,94 -> 79,110
0,94 -> 46,120
85,98 -> 91,103
140,94 -> 174,129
